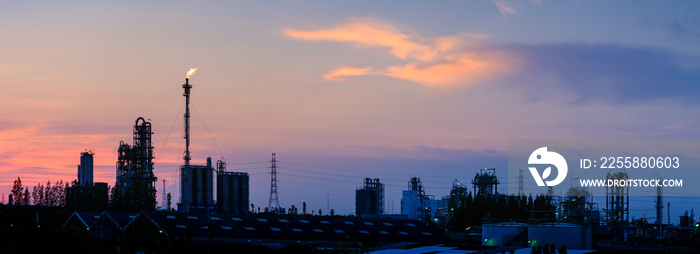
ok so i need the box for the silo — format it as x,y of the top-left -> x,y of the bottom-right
217,170 -> 249,214
180,157 -> 214,211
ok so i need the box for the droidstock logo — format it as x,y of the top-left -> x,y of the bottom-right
528,147 -> 568,187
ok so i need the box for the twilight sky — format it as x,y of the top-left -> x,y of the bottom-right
1,1 -> 699,216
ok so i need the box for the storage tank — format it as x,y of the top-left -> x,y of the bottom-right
482,222 -> 528,246
527,223 -> 592,249
217,171 -> 249,214
180,157 -> 214,210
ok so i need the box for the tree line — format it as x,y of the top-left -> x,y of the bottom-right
10,177 -> 156,212
10,177 -> 66,207
10,177 -> 108,211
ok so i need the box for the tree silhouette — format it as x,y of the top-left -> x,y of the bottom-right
11,177 -> 24,205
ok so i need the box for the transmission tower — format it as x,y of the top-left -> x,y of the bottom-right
518,169 -> 524,196
268,153 -> 280,214
162,180 -> 166,210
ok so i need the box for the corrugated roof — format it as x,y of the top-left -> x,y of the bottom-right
65,211 -> 454,245
137,212 -> 452,243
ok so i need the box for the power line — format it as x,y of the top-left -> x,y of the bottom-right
156,100 -> 185,161
227,161 -> 268,165
228,166 -> 269,171
191,103 -> 225,159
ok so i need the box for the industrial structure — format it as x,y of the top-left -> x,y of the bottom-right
216,159 -> 249,214
78,150 -> 94,186
67,151 -> 109,211
178,77 -> 215,212
355,178 -> 384,217
560,187 -> 599,225
472,168 -> 499,197
448,180 -> 469,214
114,117 -> 157,211
401,177 -> 447,223
656,178 -> 665,238
605,170 -> 629,242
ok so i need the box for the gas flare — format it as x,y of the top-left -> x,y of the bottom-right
186,68 -> 198,78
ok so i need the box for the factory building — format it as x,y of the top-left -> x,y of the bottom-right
216,160 -> 249,214
401,177 -> 448,223
356,178 -> 384,217
78,150 -> 94,186
114,117 -> 157,211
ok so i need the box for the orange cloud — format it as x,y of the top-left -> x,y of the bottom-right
322,66 -> 373,81
285,17 -> 518,89
434,36 -> 463,53
384,50 -> 518,89
284,17 -> 437,61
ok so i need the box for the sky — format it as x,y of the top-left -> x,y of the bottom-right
1,1 -> 700,219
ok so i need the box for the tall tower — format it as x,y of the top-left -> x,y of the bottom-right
78,150 -> 94,186
178,71 -> 214,212
181,77 -> 192,207
268,153 -> 280,214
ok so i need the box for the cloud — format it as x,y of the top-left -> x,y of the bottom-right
284,18 -> 517,89
640,15 -> 700,40
322,66 -> 373,81
492,0 -> 517,16
284,17 -> 436,61
434,36 -> 463,53
503,43 -> 700,104
384,51 -> 518,89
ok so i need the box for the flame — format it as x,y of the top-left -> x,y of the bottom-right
186,68 -> 198,78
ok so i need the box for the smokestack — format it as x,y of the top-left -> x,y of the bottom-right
183,77 -> 192,165
181,76 -> 193,210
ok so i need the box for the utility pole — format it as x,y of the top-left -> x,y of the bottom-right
327,193 -> 329,216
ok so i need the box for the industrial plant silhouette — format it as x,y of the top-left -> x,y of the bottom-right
2,71 -> 698,254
